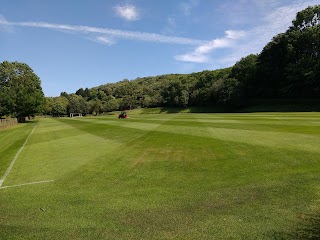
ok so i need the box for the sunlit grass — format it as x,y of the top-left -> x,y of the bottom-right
1,113 -> 320,239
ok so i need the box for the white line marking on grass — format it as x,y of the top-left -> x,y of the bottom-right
0,180 -> 54,189
0,122 -> 39,187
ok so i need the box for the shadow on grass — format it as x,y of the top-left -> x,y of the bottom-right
139,107 -> 233,114
291,212 -> 320,240
140,103 -> 320,114
136,98 -> 320,114
240,104 -> 320,113
232,98 -> 320,113
271,212 -> 320,240
160,107 -> 185,113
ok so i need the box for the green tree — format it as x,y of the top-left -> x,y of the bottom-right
52,96 -> 69,116
256,5 -> 320,98
88,99 -> 104,115
60,92 -> 69,98
0,85 -> 12,117
104,98 -> 120,112
291,5 -> 320,31
231,54 -> 258,97
283,25 -> 320,96
43,97 -> 54,115
211,78 -> 242,105
0,61 -> 44,122
256,33 -> 288,97
115,80 -> 139,110
67,94 -> 87,114
97,90 -> 108,101
75,88 -> 86,98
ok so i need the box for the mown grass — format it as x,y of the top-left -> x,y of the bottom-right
1,113 -> 320,239
0,122 -> 36,177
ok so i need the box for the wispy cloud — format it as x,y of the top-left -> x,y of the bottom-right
180,0 -> 199,16
217,0 -> 320,66
1,0 -> 318,66
0,15 -> 13,32
225,30 -> 246,39
113,4 -> 140,21
93,36 -> 114,46
175,0 -> 319,65
175,30 -> 246,63
216,0 -> 280,26
0,16 -> 206,46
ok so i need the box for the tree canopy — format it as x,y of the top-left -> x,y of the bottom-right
4,5 -> 320,118
39,4 -> 320,115
0,61 -> 44,122
291,5 -> 320,31
255,5 -> 320,98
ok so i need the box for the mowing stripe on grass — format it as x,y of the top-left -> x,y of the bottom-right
0,121 -> 39,187
0,180 -> 54,189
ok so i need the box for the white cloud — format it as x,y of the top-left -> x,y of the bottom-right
180,0 -> 199,16
196,38 -> 232,54
175,30 -> 245,63
114,4 -> 140,21
178,0 -> 320,65
175,54 -> 208,63
1,0 -> 317,66
217,0 -> 280,26
94,36 -> 114,46
217,0 -> 320,66
0,15 -> 8,25
225,30 -> 246,39
0,18 -> 207,45
0,15 -> 13,32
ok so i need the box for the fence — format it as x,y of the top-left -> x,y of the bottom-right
0,118 -> 17,129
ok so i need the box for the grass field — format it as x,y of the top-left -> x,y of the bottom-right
1,112 -> 320,239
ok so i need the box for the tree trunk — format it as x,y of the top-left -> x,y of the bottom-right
17,116 -> 25,123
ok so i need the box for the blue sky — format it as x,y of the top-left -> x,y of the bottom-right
1,0 -> 319,97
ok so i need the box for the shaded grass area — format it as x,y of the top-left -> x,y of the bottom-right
0,113 -> 320,239
122,99 -> 320,115
242,98 -> 320,113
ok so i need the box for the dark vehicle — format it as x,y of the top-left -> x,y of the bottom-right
118,111 -> 128,119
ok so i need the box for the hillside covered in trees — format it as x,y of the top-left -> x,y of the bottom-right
1,5 -> 319,118
42,5 -> 319,116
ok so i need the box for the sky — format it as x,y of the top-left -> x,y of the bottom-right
0,0 -> 319,97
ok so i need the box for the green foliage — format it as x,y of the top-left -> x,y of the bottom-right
42,96 -> 69,116
0,61 -> 44,121
66,94 -> 88,114
284,26 -> 320,96
42,97 -> 54,115
104,97 -> 120,112
0,86 -> 12,117
254,5 -> 320,98
88,99 -> 103,115
52,97 -> 69,115
211,78 -> 242,105
231,54 -> 258,97
255,33 -> 288,97
291,5 -> 320,31
45,5 -> 320,114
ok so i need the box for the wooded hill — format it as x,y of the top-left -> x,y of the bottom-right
31,5 -> 320,115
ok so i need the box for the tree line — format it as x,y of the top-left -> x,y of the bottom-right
43,5 -> 319,115
1,5 -> 319,119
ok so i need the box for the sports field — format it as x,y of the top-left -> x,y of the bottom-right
1,112 -> 320,239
